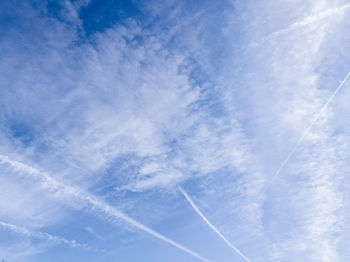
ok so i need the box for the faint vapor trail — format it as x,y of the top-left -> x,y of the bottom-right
0,220 -> 84,248
272,3 -> 350,36
272,71 -> 350,180
179,187 -> 251,262
0,155 -> 210,262
250,3 -> 350,47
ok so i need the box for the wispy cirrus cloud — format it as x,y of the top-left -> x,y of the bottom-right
1,0 -> 350,261
222,1 -> 350,261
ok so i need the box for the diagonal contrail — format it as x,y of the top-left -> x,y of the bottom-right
0,220 -> 84,248
250,3 -> 350,48
0,155 -> 210,262
272,71 -> 350,180
179,187 -> 251,262
270,4 -> 350,38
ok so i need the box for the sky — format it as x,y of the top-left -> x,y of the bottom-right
1,0 -> 350,261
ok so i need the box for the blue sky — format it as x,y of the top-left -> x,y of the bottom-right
1,0 -> 350,261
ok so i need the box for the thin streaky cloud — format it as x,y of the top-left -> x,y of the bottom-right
0,220 -> 83,248
85,226 -> 104,241
253,3 -> 350,44
289,3 -> 350,28
272,71 -> 350,181
179,187 -> 251,262
0,155 -> 210,262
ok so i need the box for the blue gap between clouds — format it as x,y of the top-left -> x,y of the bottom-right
7,120 -> 36,147
78,0 -> 142,37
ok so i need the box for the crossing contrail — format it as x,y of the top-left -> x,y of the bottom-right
272,71 -> 350,180
0,155 -> 210,262
179,186 -> 251,262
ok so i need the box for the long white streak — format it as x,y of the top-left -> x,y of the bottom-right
272,71 -> 350,180
179,187 -> 251,262
272,4 -> 350,37
0,220 -> 83,248
0,155 -> 210,262
291,4 -> 350,27
82,194 -> 211,262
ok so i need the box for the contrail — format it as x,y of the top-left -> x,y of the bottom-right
0,220 -> 84,248
0,155 -> 210,262
272,71 -> 350,180
270,4 -> 350,38
179,187 -> 251,262
85,226 -> 104,240
249,3 -> 350,47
